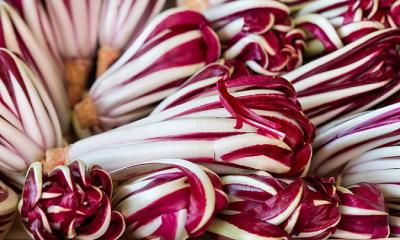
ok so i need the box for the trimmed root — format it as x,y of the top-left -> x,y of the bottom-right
65,59 -> 92,105
176,0 -> 210,11
74,96 -> 99,129
96,46 -> 121,77
43,147 -> 69,173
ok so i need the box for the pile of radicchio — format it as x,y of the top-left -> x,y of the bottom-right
0,0 -> 399,239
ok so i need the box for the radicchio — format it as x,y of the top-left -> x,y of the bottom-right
388,203 -> 400,236
6,0 -> 63,70
0,49 -> 62,186
97,0 -> 166,76
283,28 -> 400,126
342,146 -> 400,203
206,171 -> 340,240
0,180 -> 18,240
19,161 -> 125,240
279,0 -> 311,10
73,8 -> 220,137
341,145 -> 400,237
0,1 -> 69,132
333,184 -> 390,239
177,0 -> 310,12
112,159 -> 228,239
44,0 -> 102,104
312,102 -> 400,176
203,0 -> 305,75
295,0 -> 400,56
52,63 -> 315,178
313,101 -> 400,237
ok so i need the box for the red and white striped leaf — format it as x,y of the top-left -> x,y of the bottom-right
67,63 -> 315,178
333,184 -> 390,239
295,0 -> 400,56
204,0 -> 305,75
283,28 -> 400,126
19,161 -> 125,240
74,8 -> 221,136
0,1 -> 69,131
112,159 -> 228,239
207,171 -> 340,240
0,49 -> 62,186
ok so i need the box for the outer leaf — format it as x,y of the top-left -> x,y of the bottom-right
19,161 -> 125,240
283,28 -> 400,125
66,63 -> 315,178
0,1 -> 69,131
74,8 -> 221,136
206,171 -> 340,240
0,49 -> 62,186
204,0 -> 305,75
112,159 -> 228,239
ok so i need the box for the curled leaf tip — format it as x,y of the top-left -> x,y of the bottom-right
113,159 -> 228,240
20,160 -> 125,240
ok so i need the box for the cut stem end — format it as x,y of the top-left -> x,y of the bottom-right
96,46 -> 121,77
65,59 -> 92,105
176,0 -> 210,11
43,147 -> 69,173
74,97 -> 99,130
